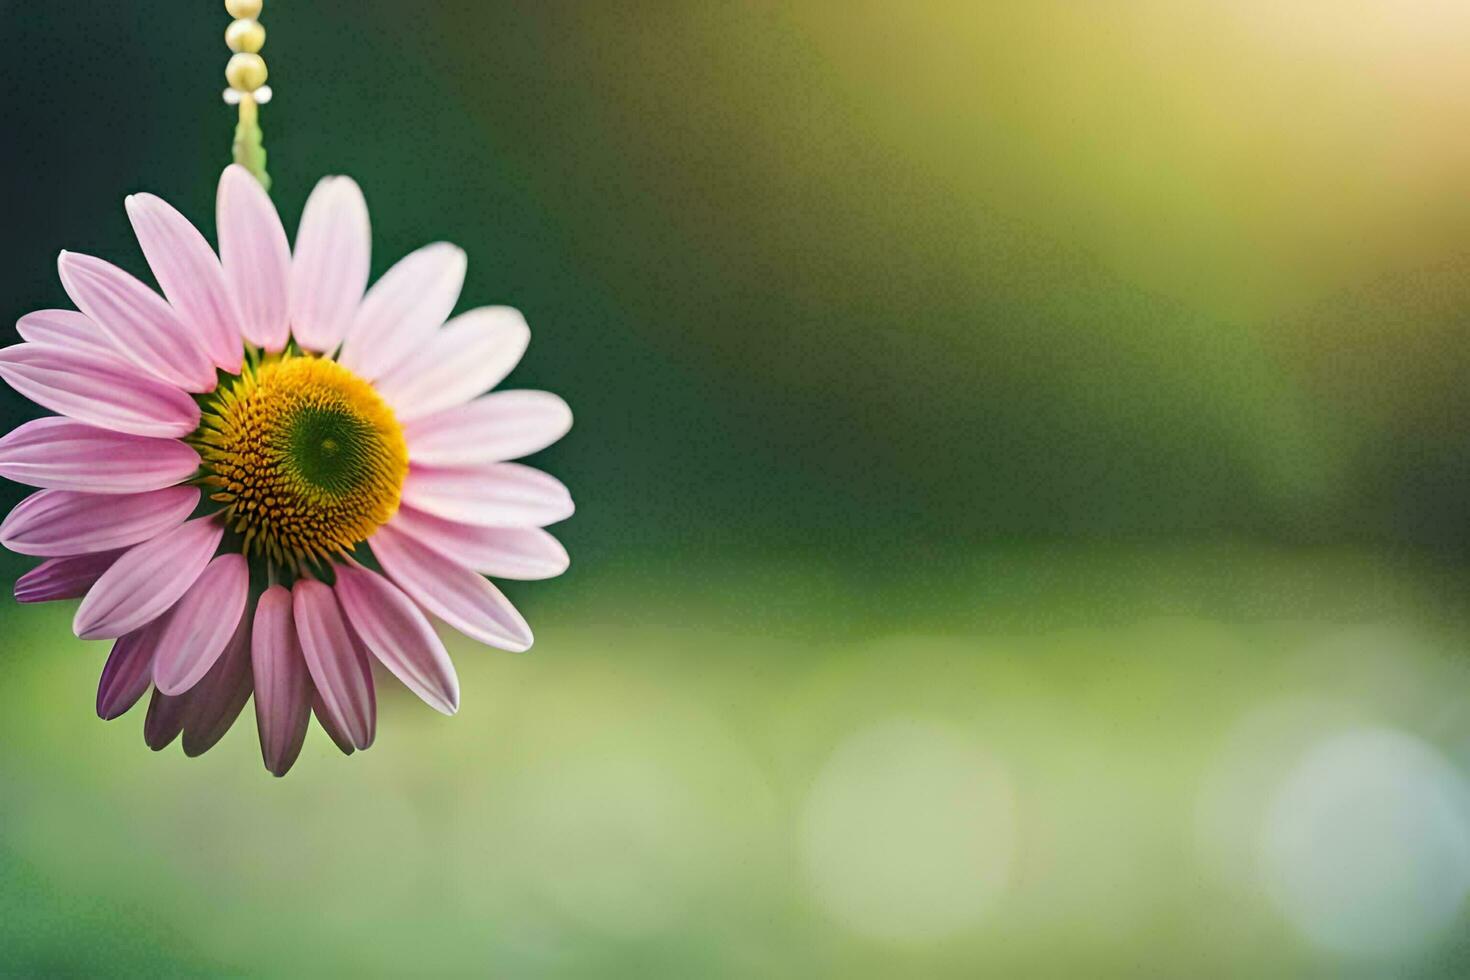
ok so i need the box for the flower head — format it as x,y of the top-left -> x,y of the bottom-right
0,166 -> 573,775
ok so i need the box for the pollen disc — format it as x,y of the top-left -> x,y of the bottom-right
196,354 -> 408,565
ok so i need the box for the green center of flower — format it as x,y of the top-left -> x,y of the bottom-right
194,353 -> 408,567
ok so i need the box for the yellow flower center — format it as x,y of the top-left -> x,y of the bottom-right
196,354 -> 408,567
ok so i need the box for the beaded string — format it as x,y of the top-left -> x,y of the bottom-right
222,0 -> 272,190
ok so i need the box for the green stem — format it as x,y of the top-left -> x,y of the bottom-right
232,96 -> 271,191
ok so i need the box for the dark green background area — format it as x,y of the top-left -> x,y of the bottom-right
7,3 -> 1470,976
8,1 -> 1465,578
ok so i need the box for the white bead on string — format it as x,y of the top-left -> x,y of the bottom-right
222,0 -> 270,105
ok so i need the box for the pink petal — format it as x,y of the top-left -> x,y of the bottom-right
56,251 -> 216,392
0,486 -> 199,556
293,579 -> 376,750
404,390 -> 572,466
338,243 -> 466,379
217,164 -> 291,352
374,306 -> 530,421
96,620 -> 160,720
313,694 -> 356,756
150,553 -> 249,695
289,176 -> 370,353
14,550 -> 122,603
181,602 -> 254,757
371,523 -> 534,652
251,585 -> 313,776
401,462 -> 574,528
0,343 -> 200,437
126,193 -> 242,373
16,310 -> 122,360
335,563 -> 459,715
389,506 -> 569,579
0,418 -> 200,493
144,688 -> 189,751
73,516 -> 224,640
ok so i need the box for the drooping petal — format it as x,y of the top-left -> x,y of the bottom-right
0,486 -> 199,557
56,251 -> 216,392
313,694 -> 356,756
14,550 -> 122,603
288,176 -> 370,353
96,620 -> 160,720
335,562 -> 459,715
403,390 -> 572,466
401,462 -> 574,528
126,193 -> 242,373
217,164 -> 290,352
16,310 -> 122,360
151,553 -> 249,695
374,306 -> 530,421
0,418 -> 200,494
144,688 -> 189,751
181,602 -> 255,757
338,242 -> 466,379
389,506 -> 569,579
251,585 -> 313,776
0,343 -> 200,438
371,523 -> 534,652
73,517 -> 224,640
293,579 -> 375,750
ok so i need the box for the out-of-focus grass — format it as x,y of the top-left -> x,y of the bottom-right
4,546 -> 1470,977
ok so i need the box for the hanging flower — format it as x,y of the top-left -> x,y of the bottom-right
0,165 -> 573,774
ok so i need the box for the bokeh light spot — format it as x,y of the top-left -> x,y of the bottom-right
799,718 -> 1016,943
1259,727 -> 1470,956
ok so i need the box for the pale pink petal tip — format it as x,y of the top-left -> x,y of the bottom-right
16,310 -> 122,360
339,242 -> 466,379
218,164 -> 291,352
371,523 -> 534,653
151,552 -> 249,696
73,516 -> 224,641
251,585 -> 312,776
289,176 -> 370,353
401,462 -> 573,529
376,306 -> 530,421
293,579 -> 376,750
125,192 -> 242,374
56,250 -> 216,393
0,486 -> 199,557
15,550 -> 123,603
0,417 -> 200,494
335,563 -> 459,715
0,343 -> 201,438
390,507 -> 569,580
404,390 -> 572,467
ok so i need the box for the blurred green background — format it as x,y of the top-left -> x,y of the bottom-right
6,1 -> 1470,975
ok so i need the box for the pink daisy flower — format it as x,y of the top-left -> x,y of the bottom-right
0,165 -> 573,775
